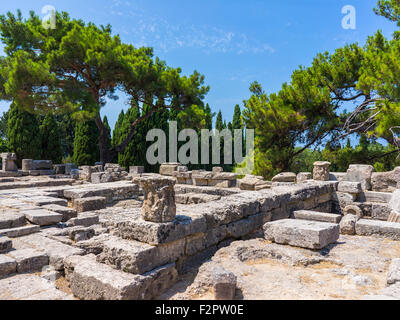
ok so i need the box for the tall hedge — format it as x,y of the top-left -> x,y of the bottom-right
73,120 -> 99,166
7,103 -> 41,163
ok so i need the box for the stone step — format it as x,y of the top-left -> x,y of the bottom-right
23,209 -> 63,226
356,219 -> 400,240
0,255 -> 17,277
7,249 -> 49,273
0,237 -> 12,254
66,214 -> 99,228
65,254 -> 178,300
28,197 -> 68,207
263,219 -> 340,250
42,204 -> 78,222
97,236 -> 184,275
0,212 -> 26,230
293,210 -> 342,224
73,196 -> 107,213
357,191 -> 392,204
0,225 -> 40,238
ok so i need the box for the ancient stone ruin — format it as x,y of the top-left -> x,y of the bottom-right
0,159 -> 400,300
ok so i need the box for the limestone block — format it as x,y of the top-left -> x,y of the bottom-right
8,249 -> 49,273
42,204 -> 77,222
0,236 -> 12,254
33,160 -> 53,170
0,212 -> 26,229
339,214 -> 359,235
0,225 -> 40,238
356,219 -> 400,240
297,172 -> 312,183
313,161 -> 331,181
272,172 -> 297,183
338,181 -> 362,194
66,214 -> 100,228
22,159 -> 34,171
23,209 -> 63,226
371,167 -> 400,192
0,255 -> 16,277
344,164 -> 375,191
263,219 -> 339,250
133,174 -> 176,223
53,164 -> 66,175
212,266 -> 237,300
73,196 -> 107,213
387,259 -> 400,285
65,163 -> 78,175
159,163 -> 180,176
129,166 -> 145,175
293,210 -> 342,224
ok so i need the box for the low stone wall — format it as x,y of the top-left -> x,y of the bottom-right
106,181 -> 337,275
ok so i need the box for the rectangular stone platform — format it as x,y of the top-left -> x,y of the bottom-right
293,210 -> 342,224
0,225 -> 40,238
23,210 -> 63,226
263,219 -> 340,250
355,219 -> 400,240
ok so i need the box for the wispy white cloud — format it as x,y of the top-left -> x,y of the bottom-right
107,2 -> 275,55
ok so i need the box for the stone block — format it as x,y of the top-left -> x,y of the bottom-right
338,181 -> 362,194
0,212 -> 26,230
53,164 -> 66,175
356,219 -> 400,240
339,214 -> 359,235
272,172 -> 297,183
0,255 -> 16,277
358,191 -> 392,203
22,159 -> 34,171
91,172 -> 104,184
129,166 -> 145,175
73,196 -> 107,213
0,225 -> 40,238
371,203 -> 392,221
263,219 -> 339,250
388,259 -> 400,285
65,163 -> 78,175
33,160 -> 53,170
293,210 -> 342,224
390,190 -> 400,212
66,214 -> 99,228
98,236 -> 184,275
343,164 -> 375,190
297,172 -> 312,183
371,167 -> 400,192
42,204 -> 77,222
133,175 -> 176,223
313,161 -> 331,181
7,249 -> 49,273
0,237 -> 12,254
23,209 -> 63,226
159,163 -> 180,176
388,211 -> 400,223
212,266 -> 237,300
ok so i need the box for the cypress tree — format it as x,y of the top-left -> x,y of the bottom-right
40,113 -> 62,163
57,113 -> 75,159
73,120 -> 100,166
7,103 -> 41,163
103,115 -> 112,151
112,110 -> 125,147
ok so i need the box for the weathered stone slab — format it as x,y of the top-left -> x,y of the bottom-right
160,163 -> 180,176
7,249 -> 49,273
0,274 -> 73,300
23,210 -> 63,226
73,196 -> 107,213
212,266 -> 237,300
0,237 -> 12,254
344,165 -> 375,190
338,181 -> 362,194
358,191 -> 392,203
130,166 -> 145,175
17,234 -> 84,270
0,225 -> 40,238
66,214 -> 99,228
313,162 -> 331,181
370,203 -> 392,221
133,174 -> 176,223
272,172 -> 297,183
372,167 -> 400,192
33,160 -> 53,170
293,210 -> 342,224
67,254 -> 177,300
0,255 -> 16,277
387,259 -> 400,285
30,197 -> 68,207
0,212 -> 26,229
263,219 -> 340,250
115,213 -> 207,245
98,236 -> 184,275
42,204 -> 77,222
356,219 -> 400,240
297,172 -> 312,183
226,213 -> 266,238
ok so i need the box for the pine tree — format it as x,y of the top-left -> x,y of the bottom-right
40,113 -> 62,163
232,105 -> 242,131
103,115 -> 112,152
215,110 -> 224,132
112,110 -> 125,147
7,103 -> 41,164
73,120 -> 100,166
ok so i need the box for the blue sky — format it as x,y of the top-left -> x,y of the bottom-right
0,0 -> 398,130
